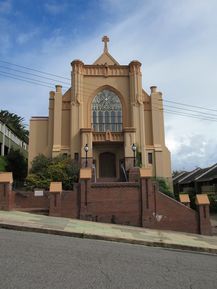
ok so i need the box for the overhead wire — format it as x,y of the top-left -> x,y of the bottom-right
0,65 -> 70,85
0,72 -> 53,89
0,70 -> 69,89
0,60 -> 70,80
1,59 -> 217,123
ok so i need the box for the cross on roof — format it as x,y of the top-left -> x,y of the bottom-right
102,35 -> 109,52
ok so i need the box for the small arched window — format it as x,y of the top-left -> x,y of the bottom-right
92,89 -> 122,132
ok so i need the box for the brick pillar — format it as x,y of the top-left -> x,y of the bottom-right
0,182 -> 15,210
79,168 -> 92,220
49,182 -> 62,217
195,194 -> 212,235
129,167 -> 140,182
140,177 -> 156,227
0,172 -> 14,211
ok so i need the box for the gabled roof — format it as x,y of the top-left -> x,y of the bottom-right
195,163 -> 217,182
173,171 -> 187,184
178,168 -> 204,185
93,51 -> 119,65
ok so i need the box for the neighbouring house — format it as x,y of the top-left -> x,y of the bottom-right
0,119 -> 28,158
173,164 -> 217,196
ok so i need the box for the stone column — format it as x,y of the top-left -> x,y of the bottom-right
195,194 -> 212,235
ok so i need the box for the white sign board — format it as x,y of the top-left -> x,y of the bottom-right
34,190 -> 44,197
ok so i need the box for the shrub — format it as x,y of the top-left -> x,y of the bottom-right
154,177 -> 174,199
209,194 -> 217,213
27,154 -> 79,191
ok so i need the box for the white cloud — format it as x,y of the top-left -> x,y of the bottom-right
167,134 -> 217,171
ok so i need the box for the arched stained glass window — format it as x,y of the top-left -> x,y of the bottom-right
92,90 -> 122,132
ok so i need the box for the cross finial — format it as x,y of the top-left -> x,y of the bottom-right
102,35 -> 109,52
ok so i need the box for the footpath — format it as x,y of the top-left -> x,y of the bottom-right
0,210 -> 217,254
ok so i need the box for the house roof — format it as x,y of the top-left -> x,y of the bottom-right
195,163 -> 217,182
178,168 -> 203,185
173,171 -> 188,184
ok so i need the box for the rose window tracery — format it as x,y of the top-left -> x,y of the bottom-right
92,90 -> 122,132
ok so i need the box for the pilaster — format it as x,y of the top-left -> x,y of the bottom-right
52,85 -> 62,157
129,61 -> 146,166
80,128 -> 93,167
48,91 -> 55,157
70,60 -> 84,157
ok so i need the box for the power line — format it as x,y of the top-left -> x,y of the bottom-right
0,72 -> 53,88
162,99 -> 217,113
1,59 -> 217,120
164,109 -> 217,122
164,104 -> 217,118
0,60 -> 71,81
0,65 -> 70,86
0,70 -> 69,89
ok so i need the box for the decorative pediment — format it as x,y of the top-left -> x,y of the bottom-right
93,51 -> 119,65
93,35 -> 119,65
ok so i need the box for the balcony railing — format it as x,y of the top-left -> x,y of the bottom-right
92,131 -> 123,142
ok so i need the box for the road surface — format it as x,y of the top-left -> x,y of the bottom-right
0,228 -> 216,289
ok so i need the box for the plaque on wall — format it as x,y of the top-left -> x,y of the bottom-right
34,190 -> 44,197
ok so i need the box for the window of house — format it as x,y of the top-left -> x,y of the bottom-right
148,152 -> 153,164
74,153 -> 79,161
92,89 -> 122,132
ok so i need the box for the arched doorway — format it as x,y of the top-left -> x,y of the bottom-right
99,152 -> 116,178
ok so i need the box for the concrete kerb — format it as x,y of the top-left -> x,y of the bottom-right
0,222 -> 217,255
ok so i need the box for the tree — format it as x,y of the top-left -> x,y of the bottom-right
0,156 -> 7,172
0,110 -> 29,143
5,149 -> 27,185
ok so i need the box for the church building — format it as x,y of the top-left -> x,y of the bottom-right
28,36 -> 172,183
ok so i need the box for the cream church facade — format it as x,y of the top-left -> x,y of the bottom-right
29,36 -> 172,182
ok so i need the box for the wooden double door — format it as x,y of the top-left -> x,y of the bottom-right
99,152 -> 116,178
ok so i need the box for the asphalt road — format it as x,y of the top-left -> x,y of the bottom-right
0,228 -> 216,289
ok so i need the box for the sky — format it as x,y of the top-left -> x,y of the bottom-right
0,0 -> 217,171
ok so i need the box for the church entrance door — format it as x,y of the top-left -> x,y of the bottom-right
99,152 -> 116,178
